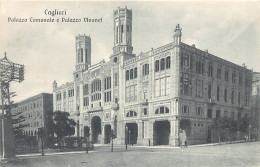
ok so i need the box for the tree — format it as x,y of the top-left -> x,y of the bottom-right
9,92 -> 29,142
212,117 -> 238,143
52,111 -> 76,148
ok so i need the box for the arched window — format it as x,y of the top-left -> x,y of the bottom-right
166,56 -> 171,69
160,58 -> 165,70
126,70 -> 129,81
80,48 -> 83,62
155,60 -> 159,72
155,106 -> 169,114
134,67 -> 137,78
126,110 -> 137,118
130,69 -> 134,79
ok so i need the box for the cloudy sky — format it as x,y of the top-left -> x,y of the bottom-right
0,1 -> 260,102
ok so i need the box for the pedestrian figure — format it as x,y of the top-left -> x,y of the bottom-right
185,140 -> 187,147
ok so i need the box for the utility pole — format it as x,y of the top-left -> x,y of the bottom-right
111,129 -> 114,152
0,53 -> 24,160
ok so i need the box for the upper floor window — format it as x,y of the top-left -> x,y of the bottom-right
126,70 -> 129,81
166,56 -> 171,69
83,84 -> 89,96
217,68 -> 221,79
232,73 -> 236,84
196,107 -> 203,116
63,91 -> 66,99
143,64 -> 149,76
91,79 -> 101,93
56,93 -> 61,101
126,68 -> 137,81
182,105 -> 190,114
196,61 -> 204,74
68,89 -> 74,97
104,77 -> 111,90
216,110 -> 221,118
160,58 -> 165,70
134,67 -> 137,78
207,109 -> 212,118
155,106 -> 169,114
224,88 -> 228,103
126,110 -> 137,118
155,60 -> 159,72
225,71 -> 229,82
208,64 -> 213,77
239,75 -> 243,85
180,73 -> 192,96
130,69 -> 133,79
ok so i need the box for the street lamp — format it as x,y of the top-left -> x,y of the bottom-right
249,124 -> 252,143
125,125 -> 128,150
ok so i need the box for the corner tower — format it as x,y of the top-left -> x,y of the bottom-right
75,34 -> 91,71
113,7 -> 133,55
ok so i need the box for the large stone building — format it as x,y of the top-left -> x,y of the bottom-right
252,72 -> 260,131
53,7 -> 252,146
11,93 -> 53,138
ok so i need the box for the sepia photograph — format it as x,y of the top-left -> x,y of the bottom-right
0,1 -> 260,166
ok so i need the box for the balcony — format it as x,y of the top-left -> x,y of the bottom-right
88,106 -> 103,113
111,103 -> 119,111
207,98 -> 216,105
237,104 -> 244,110
140,99 -> 148,105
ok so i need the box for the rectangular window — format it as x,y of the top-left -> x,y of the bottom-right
231,90 -> 234,104
207,109 -> 212,118
208,65 -> 213,77
217,87 -> 220,101
208,84 -> 212,99
217,68 -> 221,79
239,75 -> 242,85
232,73 -> 236,84
115,73 -> 118,86
238,92 -> 241,105
225,71 -> 229,82
180,73 -> 192,96
224,89 -> 228,103
196,79 -> 203,98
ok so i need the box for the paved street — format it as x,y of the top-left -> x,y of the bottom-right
1,142 -> 260,167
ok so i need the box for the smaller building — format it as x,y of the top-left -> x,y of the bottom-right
11,93 -> 53,138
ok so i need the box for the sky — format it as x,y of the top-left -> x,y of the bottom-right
0,1 -> 260,102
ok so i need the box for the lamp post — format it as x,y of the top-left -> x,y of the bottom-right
111,129 -> 114,152
125,125 -> 128,150
1,53 -> 24,160
249,124 -> 251,143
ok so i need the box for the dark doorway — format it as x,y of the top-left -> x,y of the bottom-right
84,126 -> 90,138
91,116 -> 101,143
126,123 -> 138,145
153,120 -> 170,145
104,125 -> 111,144
207,127 -> 211,143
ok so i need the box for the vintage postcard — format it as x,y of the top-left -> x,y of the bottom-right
0,1 -> 260,166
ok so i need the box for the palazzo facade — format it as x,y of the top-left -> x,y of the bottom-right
53,7 -> 252,146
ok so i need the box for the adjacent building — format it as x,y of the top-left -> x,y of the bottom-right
11,93 -> 53,138
53,7 -> 252,146
252,72 -> 260,131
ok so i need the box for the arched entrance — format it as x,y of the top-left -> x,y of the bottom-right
91,116 -> 101,143
84,126 -> 90,138
153,120 -> 170,145
126,123 -> 138,145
